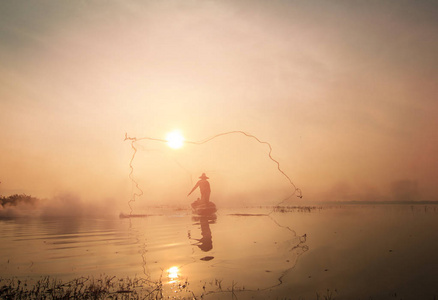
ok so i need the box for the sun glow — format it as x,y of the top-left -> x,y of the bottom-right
167,266 -> 180,283
166,130 -> 185,149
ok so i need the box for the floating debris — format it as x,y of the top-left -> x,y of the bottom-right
200,256 -> 214,261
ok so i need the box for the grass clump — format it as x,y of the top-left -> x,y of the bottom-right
272,205 -> 319,213
0,275 -> 163,299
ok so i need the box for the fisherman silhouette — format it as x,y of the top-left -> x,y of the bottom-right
188,173 -> 211,202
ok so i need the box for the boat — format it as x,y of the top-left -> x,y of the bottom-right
191,199 -> 217,215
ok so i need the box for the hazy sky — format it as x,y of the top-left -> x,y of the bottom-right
1,0 -> 437,209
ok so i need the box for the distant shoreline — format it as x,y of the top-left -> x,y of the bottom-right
277,200 -> 438,206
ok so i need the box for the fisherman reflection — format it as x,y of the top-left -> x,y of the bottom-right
191,215 -> 216,254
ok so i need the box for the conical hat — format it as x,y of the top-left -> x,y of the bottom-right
199,173 -> 209,179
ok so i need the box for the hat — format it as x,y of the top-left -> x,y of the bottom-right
199,173 -> 209,179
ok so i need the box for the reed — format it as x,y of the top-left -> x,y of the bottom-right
0,275 -> 162,299
1,275 -> 340,299
272,205 -> 320,213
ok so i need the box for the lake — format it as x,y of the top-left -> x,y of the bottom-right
1,204 -> 437,299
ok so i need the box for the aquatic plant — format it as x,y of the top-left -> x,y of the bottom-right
272,205 -> 320,213
0,275 -> 343,300
316,288 -> 337,300
0,275 -> 163,299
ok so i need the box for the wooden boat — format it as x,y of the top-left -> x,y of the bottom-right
191,199 -> 217,215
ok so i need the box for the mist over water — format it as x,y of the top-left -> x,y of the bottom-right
0,193 -> 122,219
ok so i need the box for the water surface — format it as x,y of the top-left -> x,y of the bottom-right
1,205 -> 437,299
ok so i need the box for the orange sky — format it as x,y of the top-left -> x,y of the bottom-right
1,1 -> 437,210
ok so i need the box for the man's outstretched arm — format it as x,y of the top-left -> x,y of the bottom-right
187,182 -> 199,196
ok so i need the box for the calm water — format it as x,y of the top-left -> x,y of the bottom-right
1,205 -> 438,299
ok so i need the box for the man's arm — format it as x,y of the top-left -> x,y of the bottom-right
187,182 -> 199,196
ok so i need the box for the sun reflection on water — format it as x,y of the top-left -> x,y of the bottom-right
167,266 -> 180,283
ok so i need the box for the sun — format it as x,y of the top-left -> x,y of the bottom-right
165,130 -> 184,149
